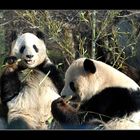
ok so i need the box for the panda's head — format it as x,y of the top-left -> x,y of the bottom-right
9,32 -> 47,68
61,58 -> 140,103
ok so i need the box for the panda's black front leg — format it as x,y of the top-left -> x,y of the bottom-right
51,97 -> 81,129
38,60 -> 64,94
0,56 -> 21,104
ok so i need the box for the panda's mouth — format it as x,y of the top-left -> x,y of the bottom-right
24,59 -> 35,65
62,95 -> 80,103
63,95 -> 81,109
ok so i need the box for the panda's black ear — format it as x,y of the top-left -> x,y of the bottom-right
84,59 -> 96,73
10,31 -> 17,42
36,31 -> 45,40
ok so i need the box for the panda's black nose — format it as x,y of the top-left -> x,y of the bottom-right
26,55 -> 34,58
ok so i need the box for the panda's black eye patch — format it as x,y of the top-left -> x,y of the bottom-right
20,46 -> 25,54
69,82 -> 76,92
33,45 -> 39,53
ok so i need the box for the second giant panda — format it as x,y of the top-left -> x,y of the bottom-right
0,31 -> 64,129
51,58 -> 140,129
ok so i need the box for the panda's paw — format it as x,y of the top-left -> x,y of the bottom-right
51,97 -> 77,116
4,56 -> 18,65
2,56 -> 20,72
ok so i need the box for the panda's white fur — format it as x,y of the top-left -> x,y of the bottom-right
106,112 -> 140,129
61,58 -> 140,129
0,32 -> 62,129
7,69 -> 60,129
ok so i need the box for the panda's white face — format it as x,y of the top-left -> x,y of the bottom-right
10,33 -> 47,68
61,58 -> 99,102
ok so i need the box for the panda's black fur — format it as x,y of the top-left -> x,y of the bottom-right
51,97 -> 80,129
37,60 -> 64,94
51,97 -> 107,129
51,88 -> 140,130
51,58 -> 140,129
0,56 -> 21,104
80,87 -> 140,122
0,31 -> 64,129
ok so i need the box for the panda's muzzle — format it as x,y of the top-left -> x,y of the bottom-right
62,95 -> 81,109
24,55 -> 34,64
62,95 -> 73,102
24,58 -> 35,65
62,95 -> 80,102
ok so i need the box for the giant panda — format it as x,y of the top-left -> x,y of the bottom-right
0,31 -> 64,129
51,57 -> 140,129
